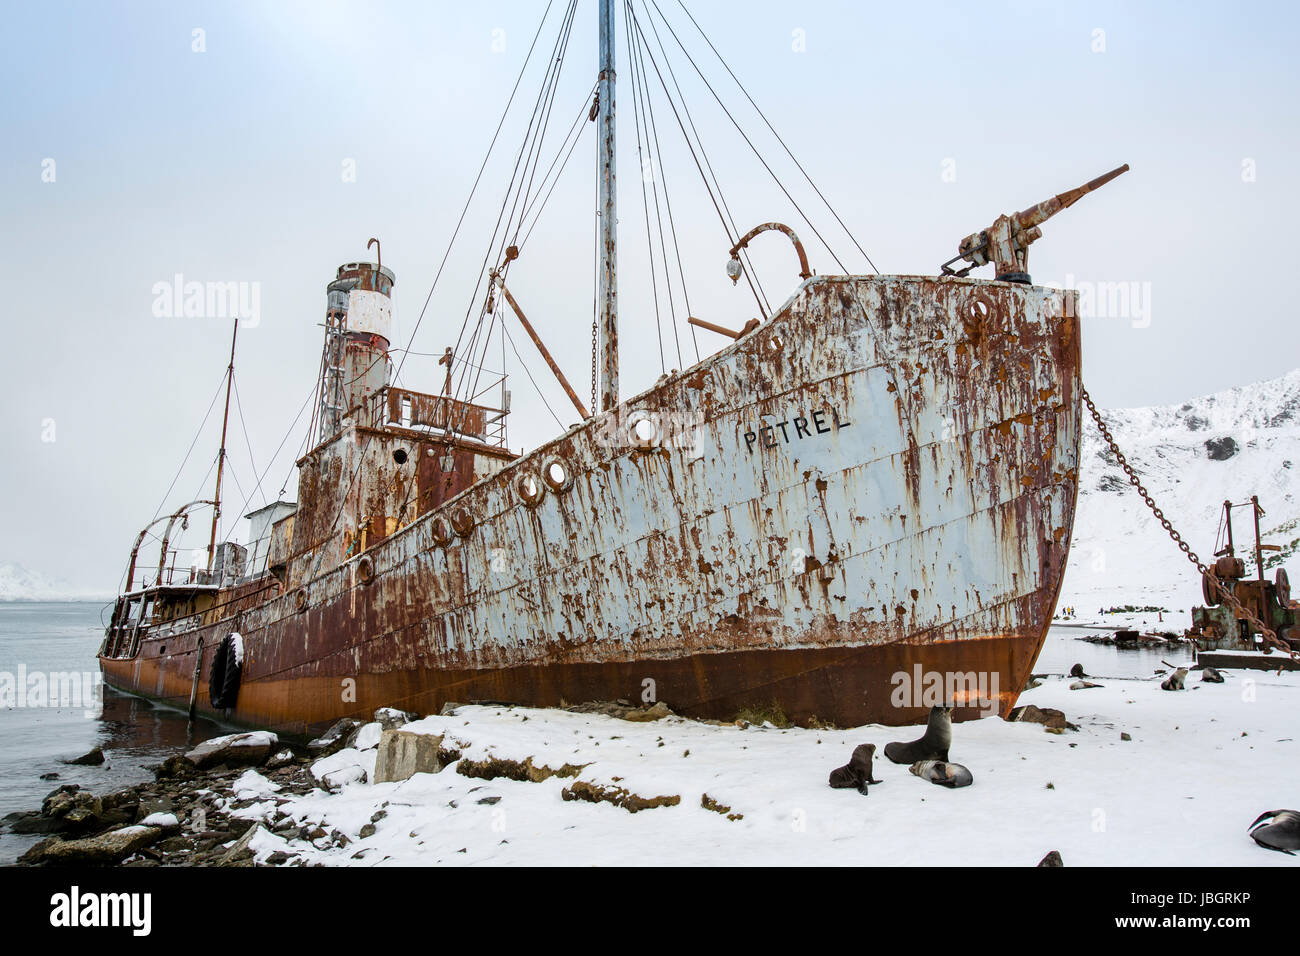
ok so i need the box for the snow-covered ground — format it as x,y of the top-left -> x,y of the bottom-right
1060,369 -> 1300,632
224,662 -> 1298,867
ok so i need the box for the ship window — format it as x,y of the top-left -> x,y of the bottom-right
628,413 -> 659,448
543,459 -> 572,492
516,472 -> 545,507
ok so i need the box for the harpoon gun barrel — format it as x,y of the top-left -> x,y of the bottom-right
943,163 -> 1129,283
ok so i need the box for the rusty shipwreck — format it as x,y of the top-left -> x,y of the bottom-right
99,0 -> 1124,734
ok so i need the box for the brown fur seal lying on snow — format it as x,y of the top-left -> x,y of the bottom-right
884,705 -> 951,764
828,743 -> 883,794
909,759 -> 973,788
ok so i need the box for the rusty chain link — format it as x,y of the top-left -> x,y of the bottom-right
591,314 -> 599,417
1081,387 -> 1297,659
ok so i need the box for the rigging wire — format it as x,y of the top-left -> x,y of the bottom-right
625,2 -> 770,318
626,0 -> 686,369
629,3 -> 699,364
502,321 -> 567,430
147,374 -> 226,525
624,0 -> 668,373
645,0 -> 858,277
668,0 -> 881,275
445,0 -> 581,440
230,375 -> 266,510
304,1 -> 571,582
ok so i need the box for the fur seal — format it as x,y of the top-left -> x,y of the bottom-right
828,743 -> 883,794
884,705 -> 952,764
1200,666 -> 1225,683
1069,663 -> 1087,678
909,759 -> 973,788
1248,810 -> 1300,855
1160,667 -> 1188,691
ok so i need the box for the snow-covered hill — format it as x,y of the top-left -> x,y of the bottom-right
0,562 -> 109,602
1060,369 -> 1300,629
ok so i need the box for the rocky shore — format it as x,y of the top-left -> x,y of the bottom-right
1,707 -> 434,867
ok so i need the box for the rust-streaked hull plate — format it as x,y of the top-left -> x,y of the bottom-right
102,274 -> 1081,734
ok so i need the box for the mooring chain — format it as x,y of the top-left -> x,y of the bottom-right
1081,387 -> 1297,659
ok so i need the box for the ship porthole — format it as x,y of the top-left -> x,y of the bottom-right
965,294 -> 996,324
294,588 -> 308,613
356,555 -> 375,586
516,472 -> 545,507
451,507 -> 475,537
542,458 -> 572,493
627,412 -> 659,449
432,515 -> 455,546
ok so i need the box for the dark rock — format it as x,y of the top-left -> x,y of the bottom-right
215,824 -> 263,866
101,788 -> 142,812
95,808 -> 136,829
18,836 -> 64,865
185,732 -> 278,770
374,707 -> 417,731
1037,850 -> 1064,867
265,749 -> 296,770
359,823 -> 377,839
1120,732 -> 1132,741
39,772 -> 59,781
135,796 -> 175,823
1204,436 -> 1238,461
41,826 -> 163,866
265,850 -> 291,866
64,746 -> 104,766
154,754 -> 199,781
7,812 -> 65,835
307,719 -> 363,757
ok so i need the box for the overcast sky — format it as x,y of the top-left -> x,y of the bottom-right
2,0 -> 1297,592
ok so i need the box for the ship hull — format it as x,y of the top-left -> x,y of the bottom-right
102,274 -> 1080,735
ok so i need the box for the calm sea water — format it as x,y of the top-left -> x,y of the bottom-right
0,602 -> 224,864
0,603 -> 1195,864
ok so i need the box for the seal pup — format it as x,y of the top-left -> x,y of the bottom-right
828,743 -> 883,794
909,759 -> 973,789
1069,663 -> 1087,679
1200,666 -> 1225,683
1160,667 -> 1188,691
884,705 -> 952,764
1248,810 -> 1300,855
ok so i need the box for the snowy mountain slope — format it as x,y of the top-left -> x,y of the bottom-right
1059,369 -> 1300,628
0,562 -> 109,602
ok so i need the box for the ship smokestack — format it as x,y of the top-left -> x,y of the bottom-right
318,261 -> 396,440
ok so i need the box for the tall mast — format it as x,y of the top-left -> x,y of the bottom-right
597,0 -> 618,411
207,318 -> 238,572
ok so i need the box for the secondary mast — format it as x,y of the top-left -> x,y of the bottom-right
206,318 -> 238,572
597,0 -> 618,411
